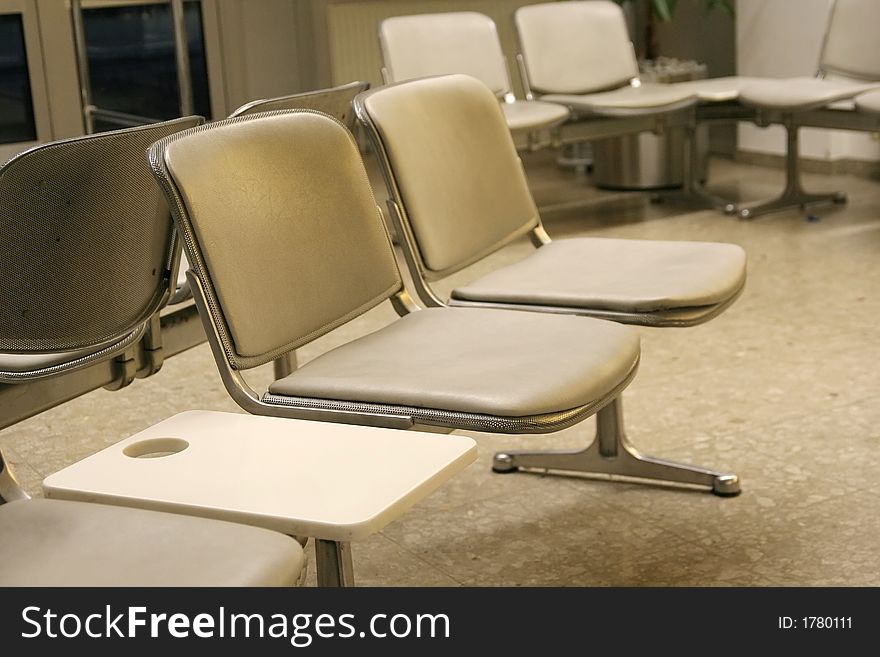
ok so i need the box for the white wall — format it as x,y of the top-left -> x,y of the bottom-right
736,0 -> 880,162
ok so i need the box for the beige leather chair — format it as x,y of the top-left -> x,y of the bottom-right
513,1 -> 712,203
356,74 -> 746,329
355,74 -> 744,494
731,0 -> 880,218
0,118 -> 202,382
147,109 -> 738,496
0,120 -> 305,586
379,12 -> 569,141
514,1 -> 697,118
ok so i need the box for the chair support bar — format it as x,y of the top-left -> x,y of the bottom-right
0,448 -> 30,504
736,118 -> 847,219
315,539 -> 355,587
492,396 -> 741,497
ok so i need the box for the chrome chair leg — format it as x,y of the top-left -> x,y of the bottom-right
736,119 -> 846,220
653,121 -> 737,213
492,397 -> 741,497
273,351 -> 298,380
315,539 -> 355,587
0,448 -> 30,504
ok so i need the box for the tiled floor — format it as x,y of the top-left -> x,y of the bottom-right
3,152 -> 879,586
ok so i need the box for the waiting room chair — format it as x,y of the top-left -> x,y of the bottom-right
0,117 -> 202,383
512,1 -> 720,204
379,12 -> 569,142
147,109 -> 738,496
726,0 -> 880,218
0,119 -> 305,586
355,74 -> 744,493
356,74 -> 746,329
514,2 -> 696,119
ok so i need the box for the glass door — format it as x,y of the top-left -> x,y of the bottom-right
0,0 -> 51,160
71,0 -> 215,132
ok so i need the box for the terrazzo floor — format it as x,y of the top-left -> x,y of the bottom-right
3,152 -> 878,586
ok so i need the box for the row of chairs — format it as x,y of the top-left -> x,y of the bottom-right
2,74 -> 747,585
0,86 -> 370,587
377,0 -> 880,218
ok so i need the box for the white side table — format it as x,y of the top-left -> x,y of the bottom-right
44,411 -> 477,586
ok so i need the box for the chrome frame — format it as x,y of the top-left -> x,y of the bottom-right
493,397 -> 740,496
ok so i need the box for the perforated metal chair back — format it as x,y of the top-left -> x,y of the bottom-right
0,117 -> 203,360
380,13 -> 511,96
514,0 -> 638,95
356,74 -> 539,280
148,111 -> 403,370
819,0 -> 880,81
229,81 -> 370,132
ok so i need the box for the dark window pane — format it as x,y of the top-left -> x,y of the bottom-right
0,14 -> 37,144
84,1 -> 211,132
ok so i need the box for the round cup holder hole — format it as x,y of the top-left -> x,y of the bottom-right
123,437 -> 189,459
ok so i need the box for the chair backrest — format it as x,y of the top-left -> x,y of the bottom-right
229,80 -> 370,131
0,116 -> 203,354
819,0 -> 880,81
515,0 -> 638,95
380,12 -> 511,97
148,111 -> 402,370
356,74 -> 540,280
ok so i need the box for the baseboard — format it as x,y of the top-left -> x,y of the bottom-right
735,150 -> 880,179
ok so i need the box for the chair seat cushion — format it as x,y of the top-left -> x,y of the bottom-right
671,76 -> 763,103
0,498 -> 304,586
856,90 -> 880,114
739,77 -> 880,111
541,83 -> 696,116
268,307 -> 639,418
451,238 -> 746,314
501,100 -> 569,131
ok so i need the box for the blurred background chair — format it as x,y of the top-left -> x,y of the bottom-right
379,12 -> 569,146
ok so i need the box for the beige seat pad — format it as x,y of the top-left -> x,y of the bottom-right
739,77 -> 880,111
855,90 -> 880,114
541,83 -> 696,116
501,100 -> 569,131
268,307 -> 639,418
0,498 -> 304,586
452,238 -> 746,314
672,76 -> 764,103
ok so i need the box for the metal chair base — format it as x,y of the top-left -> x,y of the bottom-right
491,397 -> 741,497
650,123 -> 737,214
735,119 -> 847,220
